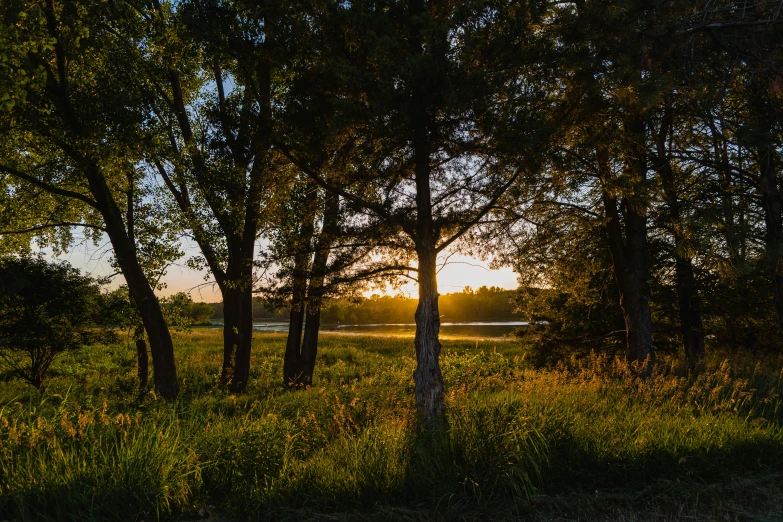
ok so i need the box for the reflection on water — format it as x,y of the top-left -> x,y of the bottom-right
250,322 -> 290,333
335,322 -> 527,338
207,321 -> 528,338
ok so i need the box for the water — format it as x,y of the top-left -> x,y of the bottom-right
334,322 -> 528,338
209,321 -> 528,338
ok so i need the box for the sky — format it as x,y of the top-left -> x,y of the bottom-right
48,235 -> 519,302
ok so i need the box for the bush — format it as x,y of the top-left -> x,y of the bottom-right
0,256 -> 114,388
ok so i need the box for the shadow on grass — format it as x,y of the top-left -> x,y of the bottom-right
3,411 -> 783,521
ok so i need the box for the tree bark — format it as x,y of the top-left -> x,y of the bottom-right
299,309 -> 321,387
283,284 -> 308,388
228,57 -> 272,394
284,185 -> 318,388
298,191 -> 340,387
136,338 -> 149,389
412,115 -> 445,427
231,280 -> 254,393
758,140 -> 783,332
228,203 -> 264,393
413,240 -> 444,427
622,203 -> 654,375
672,251 -> 705,370
89,166 -> 179,399
599,143 -> 654,377
220,285 -> 240,384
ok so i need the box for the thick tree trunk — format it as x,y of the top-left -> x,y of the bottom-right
758,141 -> 783,332
283,301 -> 307,388
600,142 -> 654,377
220,285 -> 241,384
136,338 -> 149,389
231,283 -> 254,392
121,253 -> 178,399
621,205 -> 655,376
228,58 -> 272,394
414,242 -> 444,426
673,254 -> 705,370
90,169 -> 178,399
299,308 -> 321,386
412,114 -> 445,427
228,226 -> 258,393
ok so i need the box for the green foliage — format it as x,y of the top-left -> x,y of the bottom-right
0,257 -> 115,389
0,330 -> 781,520
161,293 -> 214,327
105,290 -> 215,338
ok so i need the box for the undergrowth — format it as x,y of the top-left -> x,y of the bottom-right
0,330 -> 782,521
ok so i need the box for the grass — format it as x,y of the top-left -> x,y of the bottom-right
0,329 -> 782,521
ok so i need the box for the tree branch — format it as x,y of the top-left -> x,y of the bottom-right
0,222 -> 106,235
0,163 -> 99,209
436,169 -> 523,253
273,140 -> 394,222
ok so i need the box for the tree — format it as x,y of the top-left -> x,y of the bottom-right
104,289 -> 214,388
538,0 -> 704,376
161,292 -> 215,327
692,1 -> 783,333
0,0 -> 179,398
129,0 -> 310,392
264,178 -> 391,389
277,0 -> 554,425
0,257 -> 115,389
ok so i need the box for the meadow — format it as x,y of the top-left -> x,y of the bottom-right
1,330 -> 782,521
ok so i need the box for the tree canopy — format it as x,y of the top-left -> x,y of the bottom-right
1,0 -> 781,426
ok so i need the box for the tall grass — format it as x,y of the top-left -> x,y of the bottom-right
0,330 -> 781,520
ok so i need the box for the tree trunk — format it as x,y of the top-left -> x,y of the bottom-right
136,338 -> 149,389
228,229 -> 257,393
656,113 -> 705,371
283,302 -> 307,388
600,144 -> 654,377
299,308 -> 321,387
414,241 -> 444,426
220,285 -> 240,384
412,116 -> 445,427
89,167 -> 178,399
122,257 -> 178,399
39,3 -> 177,398
231,283 -> 254,393
298,191 -> 339,386
672,253 -> 704,371
620,203 -> 655,376
758,140 -> 783,332
228,57 -> 271,394
284,184 -> 318,388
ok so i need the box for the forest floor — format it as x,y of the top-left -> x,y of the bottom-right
1,330 -> 783,521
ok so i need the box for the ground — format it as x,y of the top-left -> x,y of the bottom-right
1,330 -> 782,521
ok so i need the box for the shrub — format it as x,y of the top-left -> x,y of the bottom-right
0,256 -> 114,388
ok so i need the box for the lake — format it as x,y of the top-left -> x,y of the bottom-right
209,321 -> 529,338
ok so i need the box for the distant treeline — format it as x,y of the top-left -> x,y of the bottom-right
207,300 -> 288,321
206,286 -> 519,324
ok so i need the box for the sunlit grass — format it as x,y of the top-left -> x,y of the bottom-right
1,330 -> 782,520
